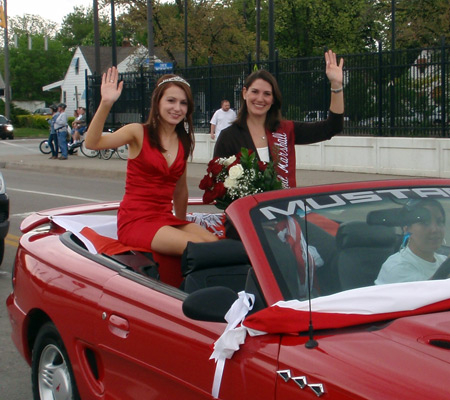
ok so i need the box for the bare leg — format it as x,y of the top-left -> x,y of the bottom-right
151,223 -> 219,256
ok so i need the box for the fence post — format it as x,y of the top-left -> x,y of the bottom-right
140,66 -> 146,123
84,69 -> 89,123
248,53 -> 253,75
207,56 -> 213,123
389,47 -> 396,135
323,46 -> 328,114
440,36 -> 447,137
274,49 -> 279,81
378,42 -> 383,136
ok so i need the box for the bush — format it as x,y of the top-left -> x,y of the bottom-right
0,101 -> 30,124
16,114 -> 51,129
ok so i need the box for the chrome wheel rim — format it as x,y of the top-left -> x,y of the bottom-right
38,344 -> 72,400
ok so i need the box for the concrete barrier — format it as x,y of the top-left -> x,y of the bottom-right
192,133 -> 450,178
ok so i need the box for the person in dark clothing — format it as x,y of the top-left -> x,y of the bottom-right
214,49 -> 344,188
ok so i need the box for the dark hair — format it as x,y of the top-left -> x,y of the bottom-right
235,69 -> 283,132
403,198 -> 446,226
144,74 -> 194,159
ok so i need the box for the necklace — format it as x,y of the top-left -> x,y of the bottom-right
261,136 -> 266,140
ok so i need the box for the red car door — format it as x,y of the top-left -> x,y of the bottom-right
96,274 -> 280,399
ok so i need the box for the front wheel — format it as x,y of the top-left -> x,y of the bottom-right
80,140 -> 100,158
32,322 -> 80,400
100,149 -> 114,160
116,144 -> 128,160
39,140 -> 51,155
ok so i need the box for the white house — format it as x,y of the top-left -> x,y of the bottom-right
42,45 -> 164,117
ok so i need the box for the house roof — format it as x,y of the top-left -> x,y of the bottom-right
79,46 -> 137,74
79,45 -> 173,74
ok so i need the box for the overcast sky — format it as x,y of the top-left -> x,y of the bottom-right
7,0 -> 97,25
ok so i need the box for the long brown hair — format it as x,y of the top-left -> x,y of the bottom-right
145,74 -> 195,159
235,69 -> 283,132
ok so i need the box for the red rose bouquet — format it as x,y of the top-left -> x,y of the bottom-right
199,148 -> 283,210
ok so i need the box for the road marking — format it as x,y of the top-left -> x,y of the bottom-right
11,212 -> 36,218
8,187 -> 103,203
0,140 -> 40,152
5,233 -> 19,248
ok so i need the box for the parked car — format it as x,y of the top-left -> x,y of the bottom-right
0,172 -> 9,265
33,107 -> 52,116
0,115 -> 14,139
7,179 -> 450,399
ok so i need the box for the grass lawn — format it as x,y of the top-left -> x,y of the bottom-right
14,127 -> 49,138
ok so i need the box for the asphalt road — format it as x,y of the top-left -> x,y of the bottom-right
0,138 -> 413,399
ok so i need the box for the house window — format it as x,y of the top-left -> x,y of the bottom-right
73,57 -> 80,75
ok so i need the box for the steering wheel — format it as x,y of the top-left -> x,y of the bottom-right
431,257 -> 450,280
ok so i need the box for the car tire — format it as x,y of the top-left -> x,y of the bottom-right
32,322 -> 81,400
0,239 -> 4,265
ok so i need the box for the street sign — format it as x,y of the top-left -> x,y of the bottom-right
154,62 -> 174,72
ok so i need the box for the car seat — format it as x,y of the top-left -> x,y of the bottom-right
181,239 -> 251,294
336,221 -> 398,290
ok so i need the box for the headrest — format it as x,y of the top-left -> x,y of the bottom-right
181,239 -> 249,276
336,221 -> 396,249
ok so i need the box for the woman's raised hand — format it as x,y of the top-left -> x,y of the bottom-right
101,67 -> 124,105
324,50 -> 344,88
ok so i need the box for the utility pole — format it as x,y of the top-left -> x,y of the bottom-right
2,0 -> 10,119
256,0 -> 260,64
268,0 -> 274,63
93,0 -> 101,74
184,0 -> 188,68
147,0 -> 154,69
111,0 -> 117,67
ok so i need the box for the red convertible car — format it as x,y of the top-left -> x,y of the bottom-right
7,179 -> 450,399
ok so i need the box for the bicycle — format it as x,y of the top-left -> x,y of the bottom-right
99,144 -> 128,160
39,139 -> 61,155
79,140 -> 100,158
39,139 -> 52,155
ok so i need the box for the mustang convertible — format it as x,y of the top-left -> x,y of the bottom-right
7,179 -> 450,399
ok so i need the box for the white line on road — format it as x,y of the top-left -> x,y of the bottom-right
8,187 -> 103,203
0,140 -> 40,152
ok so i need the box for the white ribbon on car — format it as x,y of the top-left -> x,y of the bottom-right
209,291 -> 255,399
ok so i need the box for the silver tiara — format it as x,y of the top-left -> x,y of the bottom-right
157,76 -> 190,87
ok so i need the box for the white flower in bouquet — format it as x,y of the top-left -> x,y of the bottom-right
224,177 -> 237,189
199,148 -> 283,210
228,164 -> 244,180
222,155 -> 236,166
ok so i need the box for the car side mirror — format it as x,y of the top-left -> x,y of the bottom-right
182,286 -> 238,322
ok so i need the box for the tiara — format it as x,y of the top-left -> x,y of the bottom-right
157,76 -> 190,87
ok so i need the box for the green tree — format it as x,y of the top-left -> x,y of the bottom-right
109,0 -> 256,65
7,14 -> 58,38
56,6 -> 114,49
7,34 -> 71,103
389,0 -> 450,48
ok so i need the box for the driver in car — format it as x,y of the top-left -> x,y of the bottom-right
375,199 -> 449,284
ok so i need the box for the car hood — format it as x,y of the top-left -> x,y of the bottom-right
277,311 -> 450,398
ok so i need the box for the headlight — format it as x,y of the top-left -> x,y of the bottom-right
6,125 -> 13,132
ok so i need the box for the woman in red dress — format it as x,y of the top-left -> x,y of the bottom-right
86,67 -> 218,256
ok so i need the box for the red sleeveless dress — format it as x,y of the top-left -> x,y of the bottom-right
117,126 -> 191,250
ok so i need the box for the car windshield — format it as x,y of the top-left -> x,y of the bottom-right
251,186 -> 450,301
0,116 -> 8,124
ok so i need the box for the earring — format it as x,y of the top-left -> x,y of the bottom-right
184,118 -> 189,134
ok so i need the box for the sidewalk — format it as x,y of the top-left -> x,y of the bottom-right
0,150 -> 414,187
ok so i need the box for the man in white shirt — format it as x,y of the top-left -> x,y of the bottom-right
54,103 -> 69,160
210,100 -> 236,140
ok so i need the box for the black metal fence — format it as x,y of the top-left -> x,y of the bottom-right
86,40 -> 450,137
